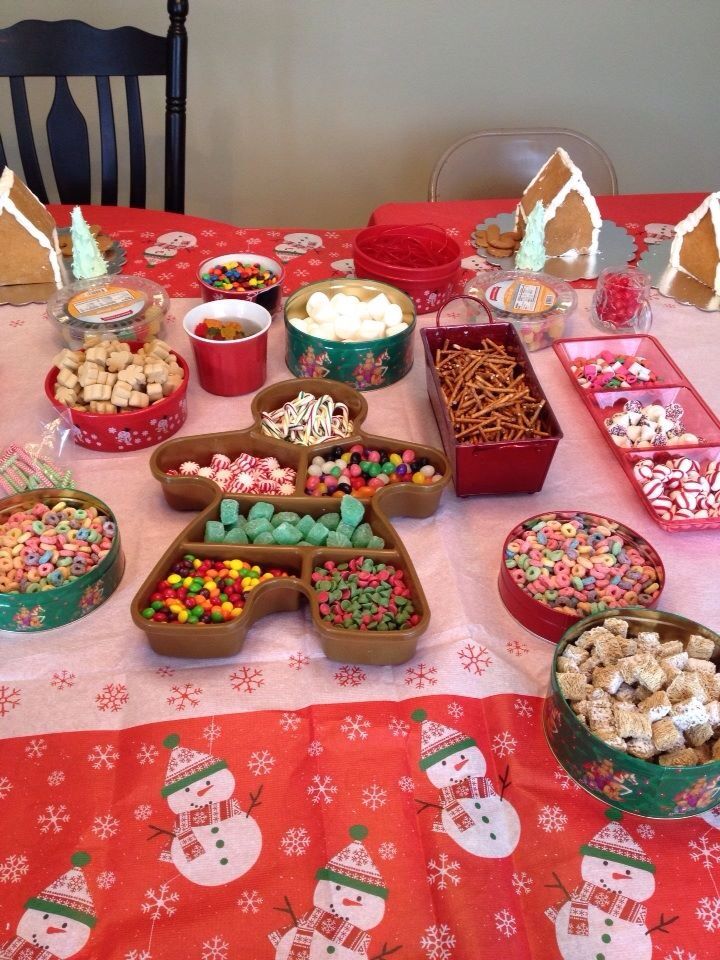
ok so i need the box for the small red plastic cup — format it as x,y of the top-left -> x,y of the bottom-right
183,300 -> 271,396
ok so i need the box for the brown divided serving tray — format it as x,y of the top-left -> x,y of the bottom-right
134,378 -> 452,664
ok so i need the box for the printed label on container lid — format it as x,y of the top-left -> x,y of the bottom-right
67,284 -> 146,325
483,277 -> 558,316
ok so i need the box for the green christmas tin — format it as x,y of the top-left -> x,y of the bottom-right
544,608 -> 720,819
284,279 -> 416,391
0,489 -> 124,633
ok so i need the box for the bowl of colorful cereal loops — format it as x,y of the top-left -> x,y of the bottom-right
197,253 -> 283,316
0,489 -> 124,632
499,511 -> 665,643
544,609 -> 720,818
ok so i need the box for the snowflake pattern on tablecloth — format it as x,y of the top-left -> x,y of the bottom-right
554,768 -> 581,792
420,923 -> 456,960
0,775 -> 12,799
494,908 -> 517,938
229,667 -> 264,694
447,702 -> 464,719
637,823 -> 655,840
307,774 -> 338,805
689,832 -> 720,870
696,896 -> 720,931
458,643 -> 492,676
88,744 -> 120,770
125,951 -> 152,960
92,812 -> 120,840
388,717 -> 410,738
492,731 -> 517,758
237,889 -> 263,914
0,853 -> 29,884
50,670 -> 76,690
334,665 -> 367,687
248,750 -> 275,776
142,882 -> 179,920
511,871 -> 533,895
341,714 -> 370,741
47,770 -> 65,787
288,651 -> 309,671
167,682 -> 202,710
405,662 -> 438,689
25,737 -> 47,759
201,936 -> 228,960
398,775 -> 414,793
134,804 -> 153,821
38,804 -> 70,834
203,719 -> 221,746
280,826 -> 311,856
97,871 -> 117,889
506,638 -> 529,657
137,743 -> 159,765
308,740 -> 323,756
361,783 -> 387,811
428,853 -> 461,890
0,684 -> 22,716
378,842 -> 397,861
95,682 -> 129,713
156,666 -> 175,677
664,948 -> 698,960
514,699 -> 534,718
537,804 -> 568,833
280,712 -> 301,732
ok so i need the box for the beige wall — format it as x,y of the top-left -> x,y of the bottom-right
1,0 -> 719,228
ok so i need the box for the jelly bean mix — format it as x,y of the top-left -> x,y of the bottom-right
140,554 -> 288,624
504,513 -> 662,618
200,261 -> 279,293
167,452 -> 297,495
312,557 -> 419,631
193,318 -> 247,341
205,496 -> 385,549
570,351 -> 660,390
634,455 -> 720,521
605,399 -> 699,449
305,444 -> 442,498
0,500 -> 116,595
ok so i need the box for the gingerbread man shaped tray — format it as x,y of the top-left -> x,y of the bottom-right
132,379 -> 451,665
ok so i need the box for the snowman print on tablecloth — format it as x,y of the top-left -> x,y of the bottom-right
546,808 -> 677,960
331,258 -> 355,278
149,733 -> 262,887
269,825 -> 396,960
0,852 -> 97,960
644,223 -> 674,245
411,709 -> 520,858
144,230 -> 197,267
275,232 -> 323,264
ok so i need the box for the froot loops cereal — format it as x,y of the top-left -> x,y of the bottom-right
140,554 -> 288,624
504,513 -> 662,618
261,391 -> 353,445
0,500 -> 116,594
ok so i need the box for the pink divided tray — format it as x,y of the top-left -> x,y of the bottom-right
554,335 -> 720,532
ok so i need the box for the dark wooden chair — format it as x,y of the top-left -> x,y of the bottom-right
0,0 -> 188,213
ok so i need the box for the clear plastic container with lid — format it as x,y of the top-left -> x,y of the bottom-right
47,275 -> 169,348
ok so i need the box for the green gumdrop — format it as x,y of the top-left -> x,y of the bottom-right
306,522 -> 329,546
340,494 -> 365,529
245,517 -> 274,539
248,501 -> 275,521
350,523 -> 372,548
367,536 -> 385,550
204,520 -> 226,544
71,851 -> 91,868
411,709 -> 427,723
336,521 -> 355,540
271,511 -> 300,528
327,531 -> 353,548
163,733 -> 180,748
219,498 -> 239,526
318,512 -> 340,530
224,527 -> 248,544
297,515 -> 315,537
273,522 -> 303,545
253,531 -> 276,545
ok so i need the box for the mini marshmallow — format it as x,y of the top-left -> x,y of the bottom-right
306,291 -> 330,318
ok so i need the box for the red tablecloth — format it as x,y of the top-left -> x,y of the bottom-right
1,200 -> 720,960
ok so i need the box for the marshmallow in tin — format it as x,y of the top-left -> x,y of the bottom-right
292,289 -> 410,343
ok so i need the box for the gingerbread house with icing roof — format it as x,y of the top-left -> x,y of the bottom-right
0,166 -> 62,286
515,148 -> 602,259
669,191 -> 720,294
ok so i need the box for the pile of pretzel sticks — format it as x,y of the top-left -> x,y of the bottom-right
434,339 -> 549,444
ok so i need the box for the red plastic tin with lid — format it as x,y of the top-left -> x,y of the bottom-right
422,297 -> 563,497
498,510 -> 666,642
353,224 -> 462,314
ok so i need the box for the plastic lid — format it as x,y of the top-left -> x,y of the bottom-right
466,270 -> 577,321
47,275 -> 169,338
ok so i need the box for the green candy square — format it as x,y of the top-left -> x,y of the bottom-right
248,501 -> 275,521
306,523 -> 329,546
273,522 -> 303,545
204,520 -> 226,543
327,531 -> 353,548
297,515 -> 315,537
336,521 -> 355,539
246,517 -> 274,540
271,511 -> 300,528
219,499 -> 239,526
318,513 -> 340,530
350,523 -> 373,548
224,527 -> 249,544
253,531 -> 276,545
340,494 -> 365,529
367,536 -> 385,550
